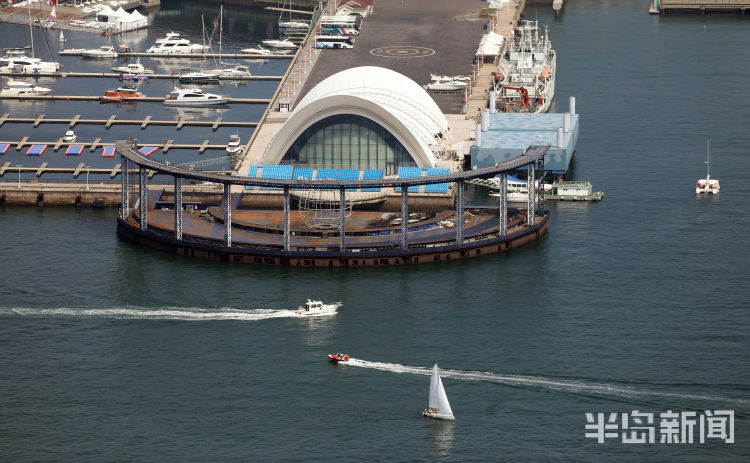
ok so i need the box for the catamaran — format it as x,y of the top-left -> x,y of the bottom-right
696,140 -> 720,195
422,364 -> 455,421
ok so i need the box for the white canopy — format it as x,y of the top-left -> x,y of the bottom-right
476,31 -> 505,57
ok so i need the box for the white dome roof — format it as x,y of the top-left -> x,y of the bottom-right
262,67 -> 449,167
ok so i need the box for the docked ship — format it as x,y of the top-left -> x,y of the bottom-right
146,32 -> 208,54
493,20 -> 556,114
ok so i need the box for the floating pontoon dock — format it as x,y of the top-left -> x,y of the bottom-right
0,113 -> 258,130
0,71 -> 282,81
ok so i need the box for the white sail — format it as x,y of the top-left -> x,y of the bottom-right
436,375 -> 453,417
428,364 -> 440,409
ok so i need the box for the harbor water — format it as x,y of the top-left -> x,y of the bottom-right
1,1 -> 749,461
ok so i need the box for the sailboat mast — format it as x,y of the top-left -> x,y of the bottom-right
219,3 -> 223,59
27,1 -> 34,57
707,139 -> 710,178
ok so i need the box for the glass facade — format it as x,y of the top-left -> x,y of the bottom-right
281,114 -> 417,175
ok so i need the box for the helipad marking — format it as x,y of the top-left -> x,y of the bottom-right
370,46 -> 436,58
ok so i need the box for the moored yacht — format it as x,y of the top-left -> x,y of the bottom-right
82,45 -> 118,58
241,45 -> 272,56
0,55 -> 59,73
100,85 -> 144,102
178,71 -> 219,84
261,38 -> 298,49
0,79 -> 52,96
226,134 -> 242,154
146,32 -> 208,54
163,87 -> 229,106
111,59 -> 154,75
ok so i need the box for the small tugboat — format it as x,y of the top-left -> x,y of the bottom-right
696,140 -> 720,195
328,353 -> 350,362
297,299 -> 341,316
99,85 -> 144,103
63,130 -> 77,143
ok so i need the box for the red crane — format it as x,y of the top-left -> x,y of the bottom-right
503,86 -> 530,112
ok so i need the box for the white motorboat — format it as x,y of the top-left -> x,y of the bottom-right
211,64 -> 251,78
297,299 -> 341,316
163,87 -> 229,106
0,55 -> 59,73
424,80 -> 469,91
226,134 -> 242,154
0,79 -> 52,96
279,20 -> 309,30
111,59 -> 154,75
63,130 -> 77,142
261,38 -> 298,49
422,364 -> 455,421
240,46 -> 272,56
696,140 -> 720,195
82,45 -> 118,58
178,71 -> 219,84
487,174 -> 545,203
146,31 -> 208,54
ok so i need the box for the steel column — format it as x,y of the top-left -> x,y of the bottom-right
223,183 -> 231,247
456,179 -> 465,245
527,163 -> 535,226
174,176 -> 183,241
401,186 -> 408,250
283,186 -> 290,251
339,186 -> 346,252
139,168 -> 147,231
536,156 -> 545,216
121,157 -> 129,219
499,174 -> 507,237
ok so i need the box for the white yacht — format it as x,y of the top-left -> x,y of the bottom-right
82,45 -> 118,58
0,55 -> 59,73
63,130 -> 77,142
488,174 -> 545,203
240,46 -> 272,56
111,59 -> 154,75
163,87 -> 229,106
261,38 -> 298,49
297,299 -> 341,316
279,20 -> 309,30
696,140 -> 720,195
146,32 -> 208,54
0,79 -> 52,96
423,364 -> 455,421
226,134 -> 242,154
211,64 -> 251,78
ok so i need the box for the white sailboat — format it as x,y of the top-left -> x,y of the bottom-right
696,139 -> 720,194
422,364 -> 455,421
58,31 -> 65,42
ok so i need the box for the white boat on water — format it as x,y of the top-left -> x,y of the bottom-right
261,38 -> 298,49
111,59 -> 154,75
696,140 -> 720,195
63,130 -> 77,142
226,134 -> 242,154
297,299 -> 341,316
146,31 -> 208,54
424,80 -> 469,91
0,55 -> 59,73
0,79 -> 52,96
240,45 -> 272,56
422,364 -> 455,421
163,87 -> 229,106
279,21 -> 309,29
58,31 -> 65,42
82,45 -> 118,58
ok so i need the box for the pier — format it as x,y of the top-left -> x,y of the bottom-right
2,139 -> 231,153
0,71 -> 283,81
58,50 -> 295,60
650,0 -> 750,14
0,113 -> 259,130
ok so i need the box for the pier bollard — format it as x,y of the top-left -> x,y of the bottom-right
481,110 -> 489,132
557,127 -> 563,148
569,96 -> 576,115
475,124 -> 482,147
489,91 -> 496,113
563,112 -> 570,133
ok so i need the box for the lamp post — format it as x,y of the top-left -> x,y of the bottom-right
86,166 -> 90,190
17,166 -> 22,189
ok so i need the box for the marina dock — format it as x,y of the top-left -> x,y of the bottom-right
650,0 -> 750,14
0,71 -> 282,81
58,50 -> 295,60
2,139 -> 231,153
0,113 -> 259,130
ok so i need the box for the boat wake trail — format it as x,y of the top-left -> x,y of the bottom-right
4,306 -> 333,321
347,359 -> 748,406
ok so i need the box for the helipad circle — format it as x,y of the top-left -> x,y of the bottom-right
370,46 -> 435,58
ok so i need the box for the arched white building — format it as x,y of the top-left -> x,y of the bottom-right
262,66 -> 451,175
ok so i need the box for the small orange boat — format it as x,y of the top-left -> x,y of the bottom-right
99,85 -> 144,102
328,353 -> 350,363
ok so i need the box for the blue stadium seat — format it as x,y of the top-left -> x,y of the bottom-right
260,165 -> 293,189
316,168 -> 337,180
425,168 -> 450,193
361,169 -> 383,192
291,167 -> 313,189
245,165 -> 259,190
397,166 -> 422,192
